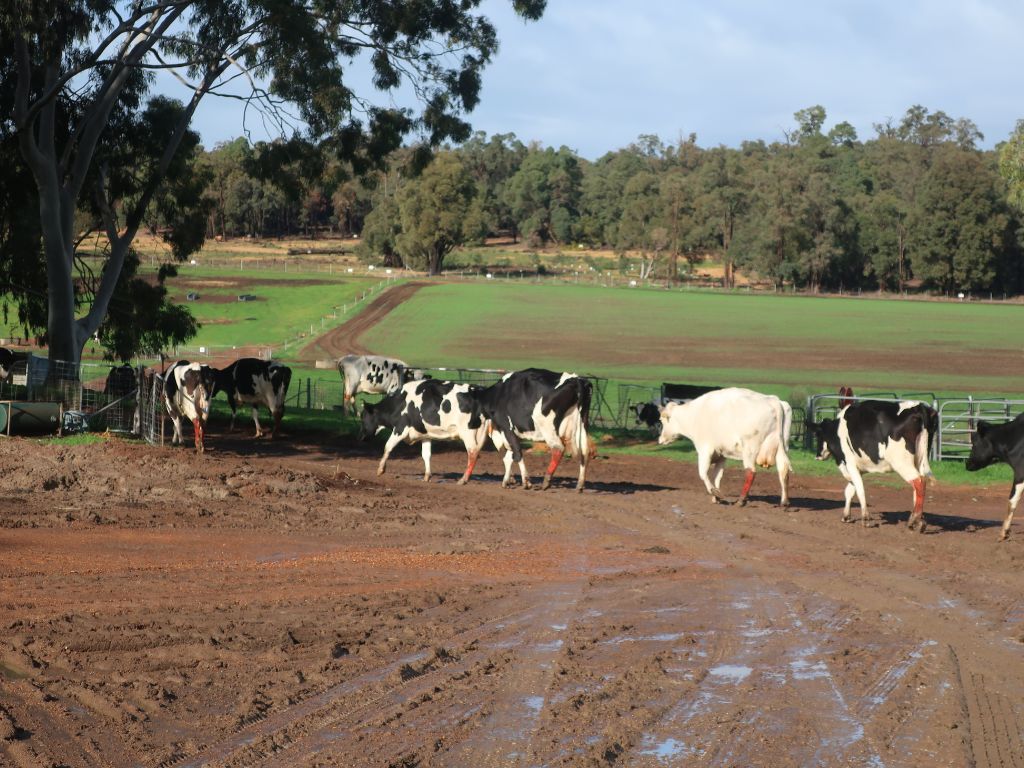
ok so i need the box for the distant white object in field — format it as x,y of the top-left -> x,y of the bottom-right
347,267 -> 354,273
486,273 -> 494,279
629,280 -> 637,287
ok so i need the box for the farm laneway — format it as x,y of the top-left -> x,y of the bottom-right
1,434 -> 1022,767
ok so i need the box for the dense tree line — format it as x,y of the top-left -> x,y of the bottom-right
205,105 -> 1024,292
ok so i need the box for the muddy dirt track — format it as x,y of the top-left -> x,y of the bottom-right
298,282 -> 428,362
1,425 -> 1023,768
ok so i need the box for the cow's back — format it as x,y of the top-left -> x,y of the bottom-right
673,387 -> 787,460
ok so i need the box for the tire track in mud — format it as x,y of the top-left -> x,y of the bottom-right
164,593 -> 573,768
296,281 -> 429,363
960,664 -> 1024,768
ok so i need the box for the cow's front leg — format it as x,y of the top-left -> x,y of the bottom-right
504,432 -> 531,489
377,432 -> 404,476
421,441 -> 432,482
697,450 -> 724,503
847,470 -> 870,526
842,482 -> 857,522
1001,479 -> 1023,541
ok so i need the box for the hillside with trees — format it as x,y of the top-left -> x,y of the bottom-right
194,105 -> 1024,293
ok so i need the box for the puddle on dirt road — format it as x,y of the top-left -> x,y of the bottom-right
709,664 -> 752,683
639,736 -> 699,761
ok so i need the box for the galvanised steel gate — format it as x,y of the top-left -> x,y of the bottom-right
935,399 -> 1024,461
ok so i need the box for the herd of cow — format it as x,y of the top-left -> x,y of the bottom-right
3,348 -> 1023,540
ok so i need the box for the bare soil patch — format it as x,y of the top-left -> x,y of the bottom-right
1,427 -> 1022,767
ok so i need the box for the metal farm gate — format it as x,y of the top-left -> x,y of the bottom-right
935,398 -> 1024,461
806,391 -> 1024,462
138,372 -> 166,445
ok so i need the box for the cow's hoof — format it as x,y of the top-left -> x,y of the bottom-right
737,498 -> 748,508
541,477 -> 552,491
422,476 -> 430,483
377,469 -> 385,476
842,516 -> 853,524
575,485 -> 584,493
457,477 -> 468,486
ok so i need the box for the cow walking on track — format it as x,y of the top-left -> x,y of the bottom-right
657,387 -> 792,507
163,361 -> 216,453
478,368 -> 593,492
360,379 -> 489,484
965,414 -> 1024,541
809,400 -> 937,532
212,358 -> 292,438
337,354 -> 425,414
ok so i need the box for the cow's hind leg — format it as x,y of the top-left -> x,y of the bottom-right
847,469 -> 871,526
737,466 -> 757,507
541,447 -> 564,491
1000,479 -> 1023,541
252,406 -> 264,438
907,476 -> 927,533
458,448 -> 480,485
420,441 -> 432,482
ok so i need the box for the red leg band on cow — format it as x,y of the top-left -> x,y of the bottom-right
912,477 -> 926,514
741,469 -> 756,499
546,449 -> 564,476
464,454 -> 478,480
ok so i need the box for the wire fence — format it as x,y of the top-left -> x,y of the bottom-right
0,354 -> 140,436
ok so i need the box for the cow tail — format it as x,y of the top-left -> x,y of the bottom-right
573,377 -> 593,459
775,399 -> 793,474
917,410 -> 936,482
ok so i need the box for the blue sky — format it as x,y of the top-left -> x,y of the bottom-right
167,0 -> 1024,159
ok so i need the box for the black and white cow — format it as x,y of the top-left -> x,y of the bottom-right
809,400 -> 937,532
337,354 -> 425,414
0,348 -> 15,382
657,387 -> 793,507
163,360 -> 216,452
212,358 -> 292,438
477,368 -> 593,492
359,379 -> 489,483
965,414 -> 1024,541
104,364 -> 136,397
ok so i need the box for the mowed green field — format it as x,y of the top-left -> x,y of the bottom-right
163,266 -> 379,349
361,281 -> 1024,400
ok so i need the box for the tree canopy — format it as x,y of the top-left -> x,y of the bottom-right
1,0 -> 546,366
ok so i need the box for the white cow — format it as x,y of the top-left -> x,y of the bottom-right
163,361 -> 216,453
658,387 -> 792,506
337,354 -> 425,414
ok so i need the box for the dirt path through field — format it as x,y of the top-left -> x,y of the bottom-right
297,281 -> 428,362
1,430 -> 1022,767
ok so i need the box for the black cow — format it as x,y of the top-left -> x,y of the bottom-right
809,400 -> 937,531
104,364 -> 136,397
965,414 -> 1024,541
360,379 -> 489,483
635,401 -> 663,431
212,358 -> 292,438
478,368 -> 593,492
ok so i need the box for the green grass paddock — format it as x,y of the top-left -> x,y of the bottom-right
356,281 -> 1022,396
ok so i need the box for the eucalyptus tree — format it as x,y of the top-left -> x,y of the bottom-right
3,0 -> 545,368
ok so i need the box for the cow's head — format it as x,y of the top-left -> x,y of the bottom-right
358,402 -> 381,442
656,402 -> 676,445
807,418 -> 841,463
403,368 -> 427,384
965,421 -> 998,472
